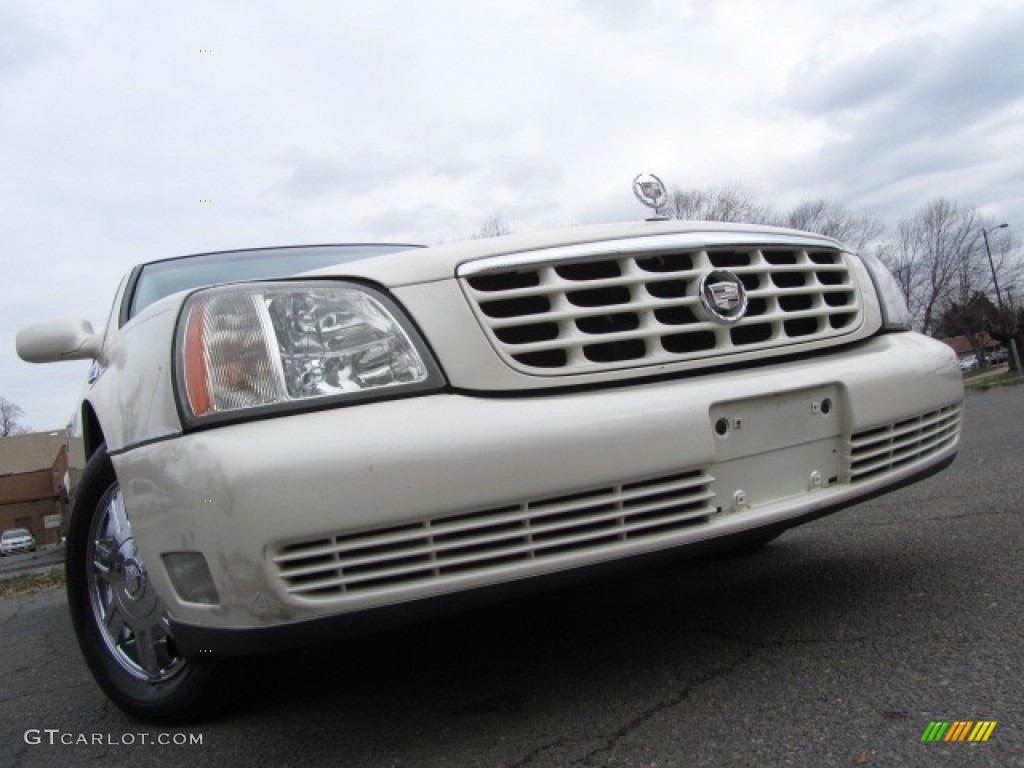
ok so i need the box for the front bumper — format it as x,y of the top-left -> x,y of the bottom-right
1,542 -> 35,555
113,332 -> 963,654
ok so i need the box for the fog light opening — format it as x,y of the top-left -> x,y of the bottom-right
163,552 -> 220,605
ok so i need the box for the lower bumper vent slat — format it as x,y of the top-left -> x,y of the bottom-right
847,404 -> 962,483
273,470 -> 715,597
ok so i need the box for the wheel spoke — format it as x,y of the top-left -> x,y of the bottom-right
133,626 -> 161,676
92,538 -> 116,576
104,603 -> 126,638
108,489 -> 128,536
84,480 -> 185,684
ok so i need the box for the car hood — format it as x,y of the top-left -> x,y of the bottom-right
296,219 -> 846,288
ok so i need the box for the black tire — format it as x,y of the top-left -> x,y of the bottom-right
66,445 -> 226,723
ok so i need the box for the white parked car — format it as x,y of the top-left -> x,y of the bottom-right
0,528 -> 36,555
17,206 -> 963,722
959,354 -> 978,372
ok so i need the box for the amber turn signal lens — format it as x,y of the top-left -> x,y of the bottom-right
183,302 -> 212,417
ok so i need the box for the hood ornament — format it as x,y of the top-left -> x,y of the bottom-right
632,173 -> 669,220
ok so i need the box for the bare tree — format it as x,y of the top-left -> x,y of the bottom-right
782,198 -> 885,253
877,222 -> 927,328
878,199 -> 981,335
470,213 -> 514,240
0,397 -> 29,437
666,183 -> 774,224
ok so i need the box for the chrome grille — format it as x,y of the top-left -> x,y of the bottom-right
273,470 -> 715,598
460,243 -> 862,373
847,404 -> 962,483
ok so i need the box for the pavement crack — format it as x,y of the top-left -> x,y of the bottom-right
572,651 -> 754,767
562,626 -> 875,766
508,736 -> 571,768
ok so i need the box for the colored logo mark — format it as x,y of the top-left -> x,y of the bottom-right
921,721 -> 997,742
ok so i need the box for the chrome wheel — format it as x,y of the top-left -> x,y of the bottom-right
68,447 -> 223,722
86,482 -> 185,683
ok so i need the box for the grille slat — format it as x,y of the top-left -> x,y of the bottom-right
461,245 -> 862,373
275,470 -> 716,597
849,422 -> 959,464
847,405 -> 962,483
849,407 -> 961,450
479,286 -> 854,330
340,508 -> 714,589
850,431 -> 958,478
479,301 -> 854,356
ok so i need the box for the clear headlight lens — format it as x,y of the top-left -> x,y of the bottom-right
857,251 -> 912,331
177,281 -> 442,423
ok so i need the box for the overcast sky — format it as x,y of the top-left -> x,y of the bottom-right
3,0 -> 1023,431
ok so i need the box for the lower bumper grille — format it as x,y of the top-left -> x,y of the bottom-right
847,404 -> 962,483
273,470 -> 715,598
271,403 -> 962,600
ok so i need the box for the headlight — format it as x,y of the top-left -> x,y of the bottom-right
857,251 -> 912,331
175,281 -> 444,425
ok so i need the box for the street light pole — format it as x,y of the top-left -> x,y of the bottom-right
981,224 -> 1008,311
981,223 -> 1021,372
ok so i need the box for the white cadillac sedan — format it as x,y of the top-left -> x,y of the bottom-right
17,216 -> 963,722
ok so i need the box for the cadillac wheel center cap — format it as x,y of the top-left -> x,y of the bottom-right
123,558 -> 147,599
698,270 -> 748,324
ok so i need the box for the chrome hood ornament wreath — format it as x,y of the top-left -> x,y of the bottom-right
632,173 -> 669,219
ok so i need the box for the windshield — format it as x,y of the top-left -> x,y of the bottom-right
127,244 -> 421,320
3,529 -> 30,539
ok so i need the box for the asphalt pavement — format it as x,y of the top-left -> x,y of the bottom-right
1,386 -> 1022,768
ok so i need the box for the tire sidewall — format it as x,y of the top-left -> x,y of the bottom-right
66,445 -> 217,723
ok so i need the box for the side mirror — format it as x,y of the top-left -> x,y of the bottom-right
16,318 -> 102,363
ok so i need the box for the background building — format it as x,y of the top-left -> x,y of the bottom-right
0,432 -> 68,547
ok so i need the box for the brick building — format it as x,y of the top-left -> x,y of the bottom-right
940,333 -> 1000,361
0,432 -> 69,547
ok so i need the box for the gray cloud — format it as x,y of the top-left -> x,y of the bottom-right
432,156 -> 477,180
271,150 -> 405,201
570,0 -> 668,28
272,148 -> 482,204
359,202 -> 461,243
0,4 -> 67,83
777,4 -> 1024,216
